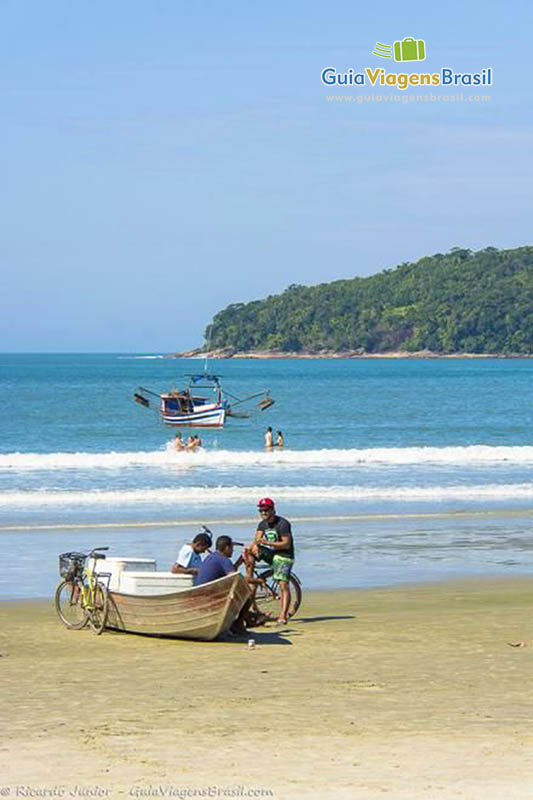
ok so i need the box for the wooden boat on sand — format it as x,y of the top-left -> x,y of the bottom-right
106,572 -> 250,640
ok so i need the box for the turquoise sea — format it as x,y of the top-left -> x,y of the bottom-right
1,354 -> 532,598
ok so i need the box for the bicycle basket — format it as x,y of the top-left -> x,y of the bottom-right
58,552 -> 86,581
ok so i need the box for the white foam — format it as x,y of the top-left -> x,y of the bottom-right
117,355 -> 164,359
0,450 -> 176,471
1,445 -> 533,472
0,483 -> 531,508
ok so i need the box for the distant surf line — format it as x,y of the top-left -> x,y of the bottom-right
1,508 -> 533,533
1,483 -> 532,507
2,444 -> 533,471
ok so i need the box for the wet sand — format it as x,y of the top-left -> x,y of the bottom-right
1,578 -> 532,799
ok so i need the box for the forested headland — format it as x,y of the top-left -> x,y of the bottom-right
200,246 -> 532,355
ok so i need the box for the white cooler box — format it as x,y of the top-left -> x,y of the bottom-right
89,557 -> 157,592
119,571 -> 194,595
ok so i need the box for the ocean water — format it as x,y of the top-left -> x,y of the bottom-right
1,354 -> 532,598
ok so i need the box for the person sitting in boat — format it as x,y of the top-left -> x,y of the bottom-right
196,536 -> 268,632
174,433 -> 185,452
195,536 -> 269,631
194,535 -> 244,586
171,532 -> 212,576
178,390 -> 194,413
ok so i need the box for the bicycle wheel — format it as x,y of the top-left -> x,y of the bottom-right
287,574 -> 302,617
254,570 -> 302,620
55,580 -> 89,630
88,581 -> 109,635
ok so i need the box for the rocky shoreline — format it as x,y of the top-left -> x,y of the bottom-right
166,347 -> 532,360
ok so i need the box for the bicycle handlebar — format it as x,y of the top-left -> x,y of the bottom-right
201,524 -> 243,548
88,547 -> 109,558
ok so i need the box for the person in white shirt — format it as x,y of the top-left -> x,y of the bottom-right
171,531 -> 212,575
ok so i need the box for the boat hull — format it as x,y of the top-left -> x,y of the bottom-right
106,573 -> 250,640
161,407 -> 226,428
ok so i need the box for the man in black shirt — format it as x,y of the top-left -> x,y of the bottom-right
245,497 -> 295,624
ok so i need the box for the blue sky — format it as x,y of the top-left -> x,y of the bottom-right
1,0 -> 531,352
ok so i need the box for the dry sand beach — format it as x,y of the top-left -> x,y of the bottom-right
1,578 -> 532,800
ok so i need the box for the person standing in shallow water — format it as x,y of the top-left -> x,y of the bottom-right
276,430 -> 284,448
264,427 -> 273,449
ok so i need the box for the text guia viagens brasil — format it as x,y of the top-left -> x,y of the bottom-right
321,67 -> 492,90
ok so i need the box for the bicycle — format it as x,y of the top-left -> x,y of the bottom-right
201,526 -> 302,621
253,562 -> 302,621
54,547 -> 110,635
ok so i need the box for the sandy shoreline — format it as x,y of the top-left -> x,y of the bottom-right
2,578 -> 533,799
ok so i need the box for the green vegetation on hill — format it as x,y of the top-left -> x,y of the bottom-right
204,246 -> 533,354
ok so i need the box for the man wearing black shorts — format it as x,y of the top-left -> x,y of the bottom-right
246,497 -> 295,624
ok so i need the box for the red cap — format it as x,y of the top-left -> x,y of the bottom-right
257,497 -> 274,509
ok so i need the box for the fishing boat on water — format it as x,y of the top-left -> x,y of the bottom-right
134,372 -> 274,428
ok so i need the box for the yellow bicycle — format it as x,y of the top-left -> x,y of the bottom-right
54,547 -> 110,635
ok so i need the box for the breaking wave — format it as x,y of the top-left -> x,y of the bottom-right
0,483 -> 532,508
1,445 -> 533,472
117,355 -> 165,359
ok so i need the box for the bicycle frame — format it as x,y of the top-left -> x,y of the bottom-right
71,551 -> 109,611
79,564 -> 98,610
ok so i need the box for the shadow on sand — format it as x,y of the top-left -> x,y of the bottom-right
292,615 -> 356,624
106,627 -> 293,645
226,627 -> 293,645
